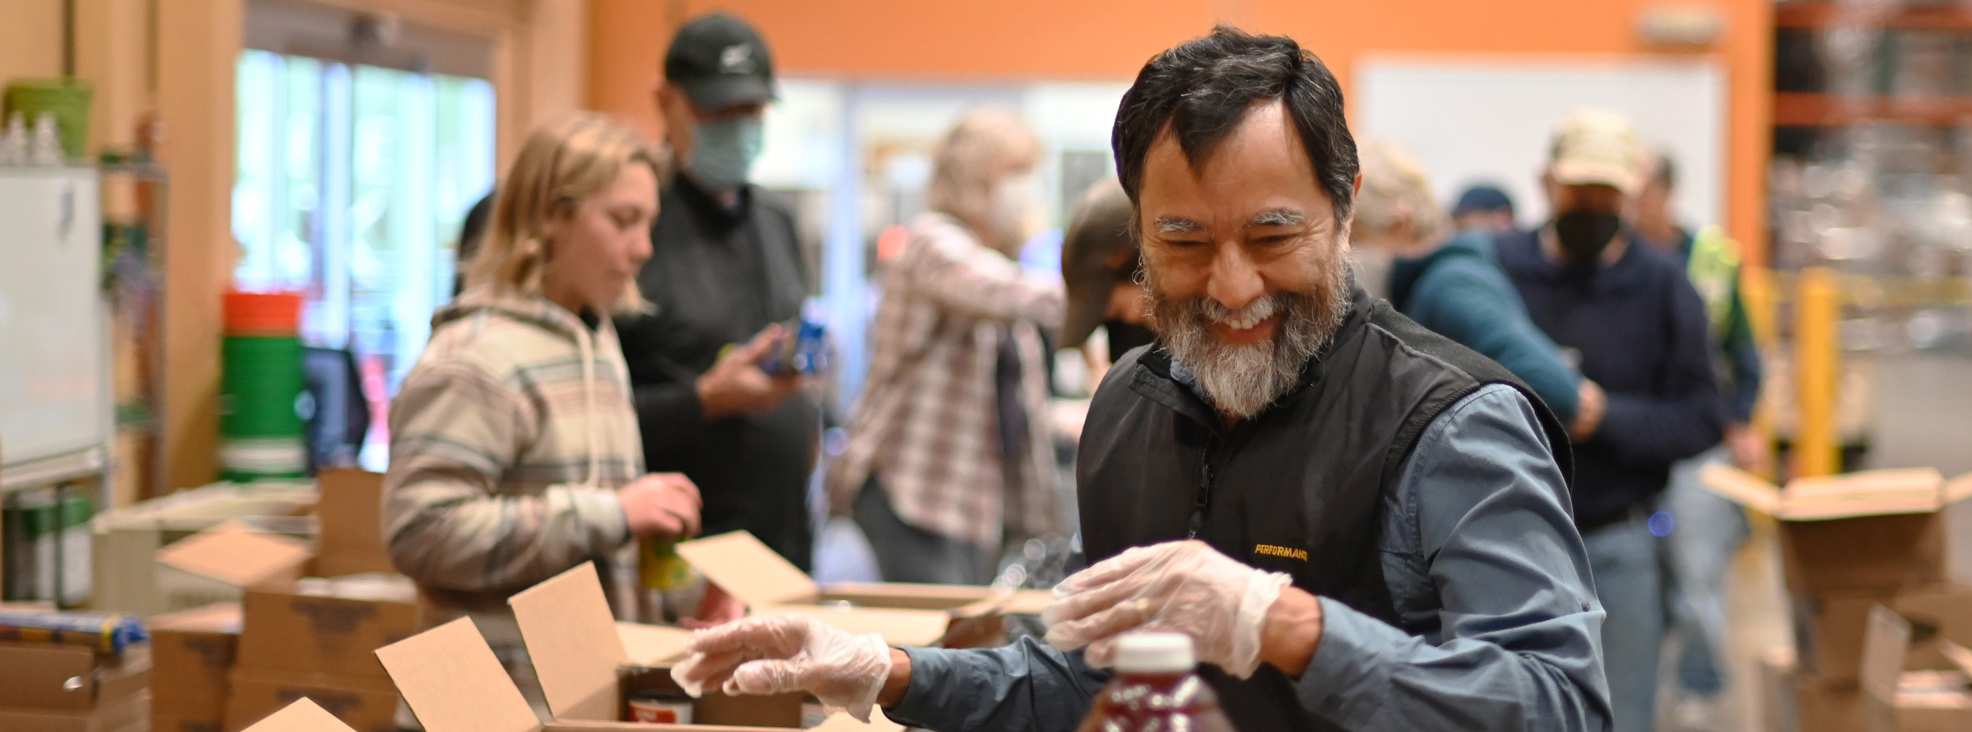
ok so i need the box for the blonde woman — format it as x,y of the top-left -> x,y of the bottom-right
384,113 -> 705,707
828,109 -> 1064,585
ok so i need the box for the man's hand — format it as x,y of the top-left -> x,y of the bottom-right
1571,379 -> 1607,441
670,616 -> 893,722
1043,540 -> 1292,678
1725,422 -> 1771,475
697,325 -> 805,419
617,472 -> 702,538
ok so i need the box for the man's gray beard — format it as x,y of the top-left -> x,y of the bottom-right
1146,265 -> 1351,419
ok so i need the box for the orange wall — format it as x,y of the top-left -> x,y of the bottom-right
589,0 -> 1771,262
0,0 -> 64,83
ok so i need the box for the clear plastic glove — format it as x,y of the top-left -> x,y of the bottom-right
1043,540 -> 1290,678
669,615 -> 891,722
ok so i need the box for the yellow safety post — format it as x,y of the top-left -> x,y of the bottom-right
1793,267 -> 1841,478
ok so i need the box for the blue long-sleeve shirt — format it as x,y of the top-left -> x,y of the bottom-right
885,385 -> 1610,731
1388,232 -> 1584,422
1495,229 -> 1726,526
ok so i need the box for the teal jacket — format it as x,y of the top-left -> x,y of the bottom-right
1388,232 -> 1582,421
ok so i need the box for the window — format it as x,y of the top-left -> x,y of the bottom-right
232,49 -> 495,466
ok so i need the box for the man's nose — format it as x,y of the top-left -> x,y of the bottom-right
1206,243 -> 1264,312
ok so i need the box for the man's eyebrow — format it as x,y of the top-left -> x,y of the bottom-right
1155,216 -> 1205,234
1248,208 -> 1306,227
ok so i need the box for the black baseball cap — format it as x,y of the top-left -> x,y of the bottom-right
664,13 -> 777,111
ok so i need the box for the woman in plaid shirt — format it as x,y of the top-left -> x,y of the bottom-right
828,109 -> 1066,585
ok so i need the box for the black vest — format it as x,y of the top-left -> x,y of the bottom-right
1076,288 -> 1573,731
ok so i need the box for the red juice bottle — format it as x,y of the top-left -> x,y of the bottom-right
1076,632 -> 1237,732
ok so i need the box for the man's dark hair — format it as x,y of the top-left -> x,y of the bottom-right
1653,149 -> 1677,191
1111,26 -> 1358,222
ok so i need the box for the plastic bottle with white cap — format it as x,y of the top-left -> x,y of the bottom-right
1075,632 -> 1236,731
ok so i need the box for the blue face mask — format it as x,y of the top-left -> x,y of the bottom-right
687,116 -> 765,190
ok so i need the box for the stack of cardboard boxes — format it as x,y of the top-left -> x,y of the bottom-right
147,470 -> 421,732
1704,465 -> 1972,731
0,629 -> 150,731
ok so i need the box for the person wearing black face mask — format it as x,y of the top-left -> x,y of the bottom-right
1493,109 -> 1725,732
1059,178 -> 1156,386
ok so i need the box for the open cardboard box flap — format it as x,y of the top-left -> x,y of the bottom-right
673,532 -> 819,608
674,531 -> 1041,638
155,519 -> 315,588
1701,465 -> 1960,521
753,604 -> 951,647
509,562 -> 630,721
241,698 -> 358,732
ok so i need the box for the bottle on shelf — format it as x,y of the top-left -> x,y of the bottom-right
0,112 -> 28,166
29,112 -> 63,166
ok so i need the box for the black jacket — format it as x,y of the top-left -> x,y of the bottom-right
1077,287 -> 1573,730
616,178 -> 818,569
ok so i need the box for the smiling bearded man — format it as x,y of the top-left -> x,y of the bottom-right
667,26 -> 1612,732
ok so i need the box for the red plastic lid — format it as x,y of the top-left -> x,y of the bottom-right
224,290 -> 304,334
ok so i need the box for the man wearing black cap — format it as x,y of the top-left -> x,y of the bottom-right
617,13 -> 818,572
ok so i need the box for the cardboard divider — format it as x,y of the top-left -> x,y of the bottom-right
374,617 -> 542,732
314,470 -> 395,577
509,563 -> 632,721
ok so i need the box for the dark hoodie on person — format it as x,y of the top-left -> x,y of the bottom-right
1388,232 -> 1582,421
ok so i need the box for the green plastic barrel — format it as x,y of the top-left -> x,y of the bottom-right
221,335 -> 304,439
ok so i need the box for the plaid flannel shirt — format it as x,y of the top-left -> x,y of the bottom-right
827,213 -> 1064,553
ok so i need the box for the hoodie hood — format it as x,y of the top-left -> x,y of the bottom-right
1389,231 -> 1497,312
433,288 -> 602,342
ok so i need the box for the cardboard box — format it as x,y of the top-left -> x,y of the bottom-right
149,602 -> 243,722
676,531 -> 1049,648
312,470 -> 393,578
1702,466 -> 1972,595
0,692 -> 150,732
240,698 -> 356,732
1796,584 -> 1972,684
0,641 -> 150,711
223,668 -> 399,732
1858,604 -> 1972,732
151,715 -> 226,732
376,615 -> 903,732
235,575 -> 422,679
1761,606 -> 1972,732
90,481 -> 316,616
155,522 -> 424,680
508,563 -> 815,727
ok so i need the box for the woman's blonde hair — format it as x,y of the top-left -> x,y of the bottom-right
1354,138 -> 1449,248
925,108 -> 1040,249
465,112 -> 668,312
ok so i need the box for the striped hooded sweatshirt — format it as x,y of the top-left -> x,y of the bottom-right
384,289 -> 641,638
